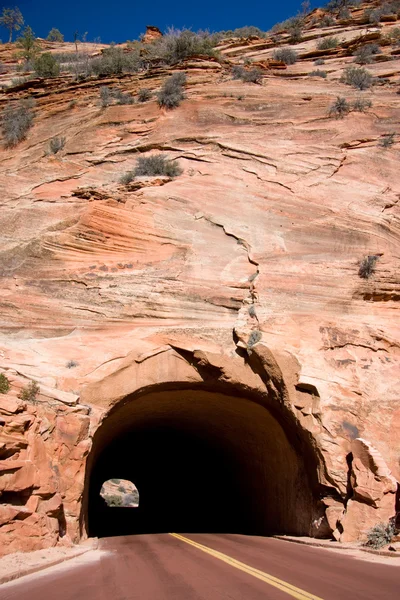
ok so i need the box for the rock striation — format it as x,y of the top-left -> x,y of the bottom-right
0,1 -> 399,555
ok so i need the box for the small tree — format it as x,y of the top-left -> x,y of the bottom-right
17,25 -> 39,61
34,52 -> 60,77
0,6 -> 24,43
46,27 -> 64,42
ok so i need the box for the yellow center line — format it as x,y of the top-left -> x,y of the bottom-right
170,533 -> 323,600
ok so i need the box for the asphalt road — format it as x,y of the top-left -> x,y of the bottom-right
1,534 -> 399,600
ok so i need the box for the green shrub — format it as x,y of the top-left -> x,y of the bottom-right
48,136 -> 66,154
34,52 -> 60,77
352,97 -> 372,112
0,373 -> 10,394
341,66 -> 373,90
358,255 -> 378,279
1,100 -> 34,147
310,69 -> 327,78
364,520 -> 395,549
99,86 -> 112,107
18,380 -> 40,403
248,330 -> 262,348
137,88 -> 152,102
231,65 -> 263,83
47,28 -> 64,42
317,36 -> 339,50
320,15 -> 336,26
273,48 -> 297,64
329,96 -> 350,118
157,72 -> 186,108
104,494 -> 123,507
114,89 -> 134,105
379,133 -> 395,148
314,58 -> 325,65
134,154 -> 182,178
383,27 -> 400,46
148,29 -> 217,64
353,44 -> 381,65
91,47 -> 142,75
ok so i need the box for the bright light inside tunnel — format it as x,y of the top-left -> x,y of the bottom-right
85,388 -> 317,539
100,479 -> 139,508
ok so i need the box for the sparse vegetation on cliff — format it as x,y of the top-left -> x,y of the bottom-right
358,255 -> 378,279
379,133 -> 395,148
121,155 -> 182,184
138,88 -> 152,102
0,373 -> 10,394
148,29 -> 217,64
341,66 -> 373,90
34,52 -> 60,77
157,72 -> 186,108
329,96 -> 350,118
316,36 -> 339,50
48,136 -> 66,154
18,380 -> 40,403
273,48 -> 297,64
1,99 -> 34,147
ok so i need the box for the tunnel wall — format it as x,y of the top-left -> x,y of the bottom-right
80,345 -> 327,540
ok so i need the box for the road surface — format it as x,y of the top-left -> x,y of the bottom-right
0,534 -> 399,600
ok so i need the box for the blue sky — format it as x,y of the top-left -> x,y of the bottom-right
1,0 -> 320,43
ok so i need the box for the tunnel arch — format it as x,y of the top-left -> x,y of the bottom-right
81,346 -> 324,539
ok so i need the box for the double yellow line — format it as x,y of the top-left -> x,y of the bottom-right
170,533 -> 323,600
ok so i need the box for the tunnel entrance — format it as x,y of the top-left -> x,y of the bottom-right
86,387 -> 317,538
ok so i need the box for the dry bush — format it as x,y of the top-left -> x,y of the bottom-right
1,99 -> 34,147
157,72 -> 186,108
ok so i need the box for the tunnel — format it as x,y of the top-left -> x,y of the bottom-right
85,385 -> 318,539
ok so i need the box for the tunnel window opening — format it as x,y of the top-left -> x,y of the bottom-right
100,479 -> 139,508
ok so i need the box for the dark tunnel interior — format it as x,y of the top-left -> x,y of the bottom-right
86,388 -> 316,538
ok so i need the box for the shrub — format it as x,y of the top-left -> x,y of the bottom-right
230,26 -> 265,38
353,44 -> 381,65
157,72 -> 186,108
341,66 -> 373,90
99,86 -> 112,107
18,380 -> 40,403
232,66 -> 262,83
134,154 -> 182,178
1,100 -> 34,147
48,136 -> 66,154
104,495 -> 123,507
364,521 -> 395,549
137,88 -> 152,102
314,58 -> 325,65
320,15 -> 336,26
148,28 -> 217,64
379,133 -> 395,148
34,52 -> 60,78
309,69 -> 327,78
358,255 -> 378,279
329,96 -> 350,118
352,97 -> 372,112
66,360 -> 78,368
383,27 -> 400,46
91,47 -> 142,76
0,373 -> 10,394
248,330 -> 262,348
273,48 -> 297,64
317,36 -> 339,50
47,28 -> 64,42
114,89 -> 134,105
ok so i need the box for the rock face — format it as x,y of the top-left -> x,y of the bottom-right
0,1 -> 399,555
